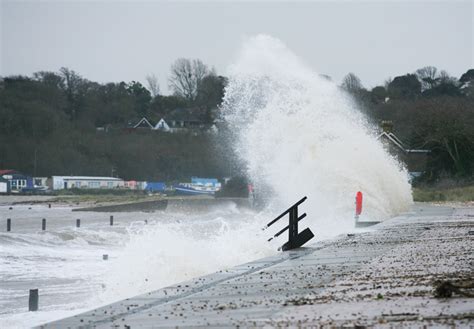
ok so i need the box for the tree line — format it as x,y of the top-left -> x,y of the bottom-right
0,59 -> 230,181
0,60 -> 472,183
340,67 -> 474,182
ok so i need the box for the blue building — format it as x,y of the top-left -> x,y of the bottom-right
191,177 -> 220,188
145,182 -> 166,193
0,170 -> 34,193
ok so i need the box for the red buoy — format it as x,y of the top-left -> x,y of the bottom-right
355,191 -> 363,217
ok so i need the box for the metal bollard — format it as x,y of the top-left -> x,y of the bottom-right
110,215 -> 114,226
29,289 -> 39,311
42,218 -> 46,231
103,254 -> 108,260
7,218 -> 11,232
76,219 -> 80,228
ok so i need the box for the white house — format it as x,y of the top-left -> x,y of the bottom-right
377,121 -> 430,179
154,118 -> 170,132
132,117 -> 154,129
50,176 -> 125,190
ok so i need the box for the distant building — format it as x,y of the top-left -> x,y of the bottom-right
145,182 -> 166,193
133,117 -> 154,129
377,121 -> 430,178
126,108 -> 216,133
0,169 -> 34,193
163,108 -> 215,132
136,181 -> 147,190
124,180 -> 137,190
154,118 -> 170,132
33,177 -> 48,187
123,180 -> 147,190
50,176 -> 125,190
0,177 -> 10,194
191,177 -> 221,188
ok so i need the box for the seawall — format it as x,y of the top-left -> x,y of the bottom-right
72,197 -> 252,212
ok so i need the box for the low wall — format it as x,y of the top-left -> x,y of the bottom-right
72,197 -> 252,213
72,200 -> 168,212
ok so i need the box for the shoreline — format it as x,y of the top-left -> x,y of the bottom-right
0,194 -> 201,207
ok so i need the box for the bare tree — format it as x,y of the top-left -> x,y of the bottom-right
415,66 -> 440,91
439,70 -> 457,84
145,74 -> 160,97
341,73 -> 363,92
168,58 -> 210,101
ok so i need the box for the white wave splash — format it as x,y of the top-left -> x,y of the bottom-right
222,35 -> 412,234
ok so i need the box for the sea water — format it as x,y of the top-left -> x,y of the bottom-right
0,35 -> 412,328
0,204 -> 274,328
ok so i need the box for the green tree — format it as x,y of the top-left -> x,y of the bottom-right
195,75 -> 227,109
387,74 -> 421,100
370,86 -> 387,104
410,97 -> 474,177
126,81 -> 152,116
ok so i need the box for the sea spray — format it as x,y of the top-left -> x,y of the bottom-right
98,206 -> 274,304
0,206 -> 275,328
222,35 -> 412,234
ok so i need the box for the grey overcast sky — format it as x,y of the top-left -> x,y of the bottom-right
1,0 -> 473,94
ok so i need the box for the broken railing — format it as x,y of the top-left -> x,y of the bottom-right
263,196 -> 314,251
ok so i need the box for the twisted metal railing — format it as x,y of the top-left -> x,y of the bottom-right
263,196 -> 314,251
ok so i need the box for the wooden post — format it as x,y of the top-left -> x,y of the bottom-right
48,203 -> 51,209
76,219 -> 80,228
42,218 -> 46,231
7,218 -> 11,232
29,289 -> 39,311
110,215 -> 113,226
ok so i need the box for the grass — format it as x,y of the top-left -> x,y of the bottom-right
413,185 -> 474,202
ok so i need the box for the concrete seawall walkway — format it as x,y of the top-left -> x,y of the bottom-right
40,204 -> 474,328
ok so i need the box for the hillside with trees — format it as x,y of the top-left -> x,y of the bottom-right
0,60 -> 231,181
0,61 -> 472,184
341,67 -> 474,182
